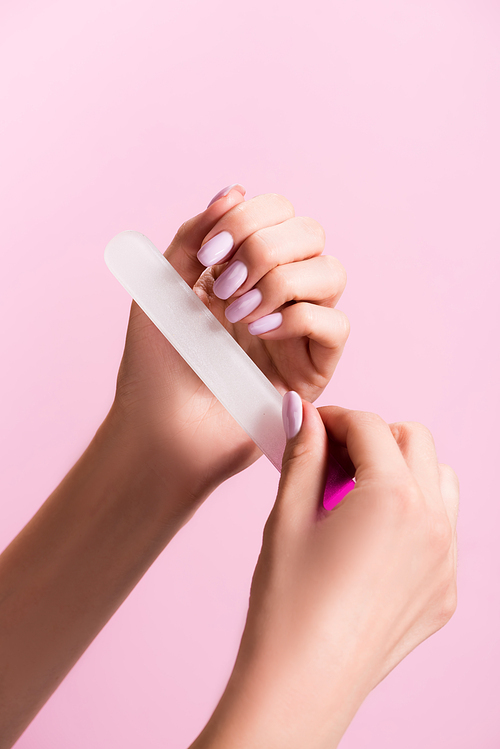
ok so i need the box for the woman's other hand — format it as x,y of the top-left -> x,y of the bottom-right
193,398 -> 459,749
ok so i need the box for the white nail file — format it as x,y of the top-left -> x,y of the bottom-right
105,230 -> 286,469
105,230 -> 355,508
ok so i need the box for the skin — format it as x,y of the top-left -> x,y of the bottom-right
116,188 -> 349,504
190,401 -> 459,749
0,188 -> 349,747
0,187 -> 458,746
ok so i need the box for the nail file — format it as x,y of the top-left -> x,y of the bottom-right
104,230 -> 354,509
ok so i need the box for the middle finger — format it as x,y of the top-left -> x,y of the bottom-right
197,192 -> 295,267
389,422 -> 442,505
211,215 -> 326,300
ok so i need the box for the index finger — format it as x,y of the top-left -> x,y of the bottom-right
164,186 -> 246,287
317,405 -> 409,481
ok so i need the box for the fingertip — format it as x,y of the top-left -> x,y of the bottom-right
301,399 -> 330,442
282,395 -> 326,449
206,183 -> 246,209
165,190 -> 244,287
247,312 -> 283,337
277,397 -> 330,516
282,391 -> 303,440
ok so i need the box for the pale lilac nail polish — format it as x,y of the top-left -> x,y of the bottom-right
225,288 -> 263,323
282,391 -> 303,440
248,312 -> 283,335
213,261 -> 248,300
207,183 -> 246,208
197,231 -> 234,266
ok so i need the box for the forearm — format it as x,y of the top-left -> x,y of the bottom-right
0,407 -> 197,748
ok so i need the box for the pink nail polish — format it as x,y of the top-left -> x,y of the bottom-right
197,231 -> 234,266
207,183 -> 246,208
213,261 -> 248,300
323,451 -> 356,510
282,391 -> 303,440
248,312 -> 283,336
225,288 -> 263,323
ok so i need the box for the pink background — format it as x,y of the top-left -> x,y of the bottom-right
1,0 -> 499,746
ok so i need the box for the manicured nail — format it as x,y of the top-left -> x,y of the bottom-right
225,288 -> 263,323
213,261 -> 248,300
197,231 -> 234,266
207,183 -> 246,208
248,312 -> 283,335
282,391 -> 303,440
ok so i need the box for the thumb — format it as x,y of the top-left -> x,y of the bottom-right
276,392 -> 329,518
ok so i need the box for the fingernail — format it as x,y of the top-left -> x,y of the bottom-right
197,231 -> 234,266
225,288 -> 263,323
282,391 -> 303,440
248,312 -> 283,335
213,261 -> 248,300
207,183 -> 246,208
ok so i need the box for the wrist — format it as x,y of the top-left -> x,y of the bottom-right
104,396 -> 237,513
190,634 -> 375,749
94,403 -> 207,536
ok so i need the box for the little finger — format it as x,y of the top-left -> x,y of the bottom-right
248,302 -> 350,379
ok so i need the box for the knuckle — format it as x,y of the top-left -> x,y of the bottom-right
439,463 -> 460,492
349,410 -> 386,430
434,579 -> 458,629
245,229 -> 278,268
336,310 -> 351,343
294,301 -> 315,335
270,193 -> 295,218
231,201 -> 260,235
322,254 -> 347,297
343,410 -> 390,451
390,478 -> 422,513
428,513 -> 454,556
267,265 -> 291,297
407,421 -> 434,442
175,219 -> 190,241
323,253 -> 337,272
337,260 -> 348,291
281,438 -> 313,472
390,421 -> 435,451
298,216 -> 326,244
389,421 -> 406,444
442,583 -> 458,622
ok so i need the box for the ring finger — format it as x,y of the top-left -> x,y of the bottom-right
224,255 -> 346,324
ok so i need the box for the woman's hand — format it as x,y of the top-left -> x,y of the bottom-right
192,398 -> 459,749
111,186 -> 349,507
